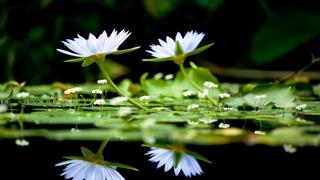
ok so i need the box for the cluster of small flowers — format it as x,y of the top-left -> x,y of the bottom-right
97,79 -> 107,84
218,122 -> 230,128
254,130 -> 266,135
182,90 -> 194,97
64,87 -> 82,94
283,144 -> 297,153
219,93 -> 231,99
15,139 -> 29,146
187,104 -> 199,110
197,89 -> 209,98
139,95 -> 151,101
203,81 -> 218,88
295,104 -> 307,111
16,92 -> 30,99
92,89 -> 103,94
93,99 -> 106,105
0,104 -> 8,113
110,96 -> 128,105
254,94 -> 267,100
117,107 -> 132,117
198,118 -> 218,124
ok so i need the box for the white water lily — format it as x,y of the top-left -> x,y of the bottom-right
146,147 -> 203,177
146,31 -> 205,59
56,159 -> 125,180
57,30 -> 131,58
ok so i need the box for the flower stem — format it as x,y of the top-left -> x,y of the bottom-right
97,138 -> 109,155
178,63 -> 217,106
97,62 -> 147,110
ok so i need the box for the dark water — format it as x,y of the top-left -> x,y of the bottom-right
2,139 -> 320,179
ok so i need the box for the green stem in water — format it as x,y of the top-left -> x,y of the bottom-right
97,62 -> 147,110
178,63 -> 217,106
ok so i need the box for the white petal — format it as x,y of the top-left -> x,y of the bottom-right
56,49 -> 84,57
87,33 -> 98,53
175,32 -> 183,44
164,154 -> 174,172
75,35 -> 92,54
180,156 -> 191,177
174,163 -> 182,176
156,151 -> 173,169
111,29 -> 130,51
96,31 -> 107,52
166,36 -> 176,52
55,160 -> 79,166
110,168 -> 125,180
104,29 -> 118,52
84,164 -> 96,180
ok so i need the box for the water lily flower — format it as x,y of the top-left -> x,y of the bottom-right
144,31 -> 212,64
146,147 -> 209,177
57,30 -> 131,58
57,30 -> 146,110
144,31 -> 217,106
56,140 -> 138,180
56,159 -> 125,180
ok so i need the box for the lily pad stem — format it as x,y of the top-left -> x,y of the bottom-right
178,63 -> 217,106
97,62 -> 147,110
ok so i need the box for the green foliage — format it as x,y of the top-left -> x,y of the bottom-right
192,0 -> 223,11
251,3 -> 320,63
143,0 -> 182,19
224,85 -> 296,108
140,66 -> 220,98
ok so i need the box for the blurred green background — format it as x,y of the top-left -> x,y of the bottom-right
1,0 -> 320,84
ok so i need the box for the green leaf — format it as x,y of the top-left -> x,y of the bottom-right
143,0 -> 182,19
81,58 -> 95,67
173,152 -> 181,167
185,150 -> 212,164
106,162 -> 139,171
142,56 -> 173,62
250,5 -> 320,64
63,156 -> 86,161
64,57 -> 87,63
175,41 -> 184,55
185,43 -> 214,57
81,146 -> 95,159
225,85 -> 297,108
109,46 -> 140,55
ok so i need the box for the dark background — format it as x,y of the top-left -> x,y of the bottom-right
1,0 -> 320,84
1,0 -> 320,179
